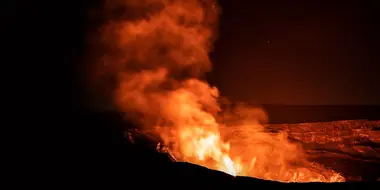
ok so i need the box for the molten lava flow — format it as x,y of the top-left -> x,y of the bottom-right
98,0 -> 345,182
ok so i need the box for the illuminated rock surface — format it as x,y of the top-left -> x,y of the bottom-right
128,120 -> 380,181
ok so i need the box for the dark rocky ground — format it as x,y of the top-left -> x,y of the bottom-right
66,110 -> 379,189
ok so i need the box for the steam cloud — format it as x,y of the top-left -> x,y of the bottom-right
100,0 -> 222,127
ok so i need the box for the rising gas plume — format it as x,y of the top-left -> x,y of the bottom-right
97,0 -> 345,182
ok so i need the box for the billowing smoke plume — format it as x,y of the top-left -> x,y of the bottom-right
100,0 -> 221,127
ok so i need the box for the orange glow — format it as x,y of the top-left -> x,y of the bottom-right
99,0 -> 345,182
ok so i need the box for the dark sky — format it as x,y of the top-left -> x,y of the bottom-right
209,0 -> 379,105
12,0 -> 377,108
76,0 -> 380,106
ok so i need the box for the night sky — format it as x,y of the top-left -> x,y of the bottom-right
79,0 -> 380,106
209,0 -> 379,105
9,1 -> 378,108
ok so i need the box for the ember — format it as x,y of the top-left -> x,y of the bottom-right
96,0 -> 378,182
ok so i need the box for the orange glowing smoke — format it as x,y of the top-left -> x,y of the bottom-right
98,0 -> 345,182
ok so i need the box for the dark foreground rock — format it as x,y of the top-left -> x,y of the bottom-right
67,111 -> 379,189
